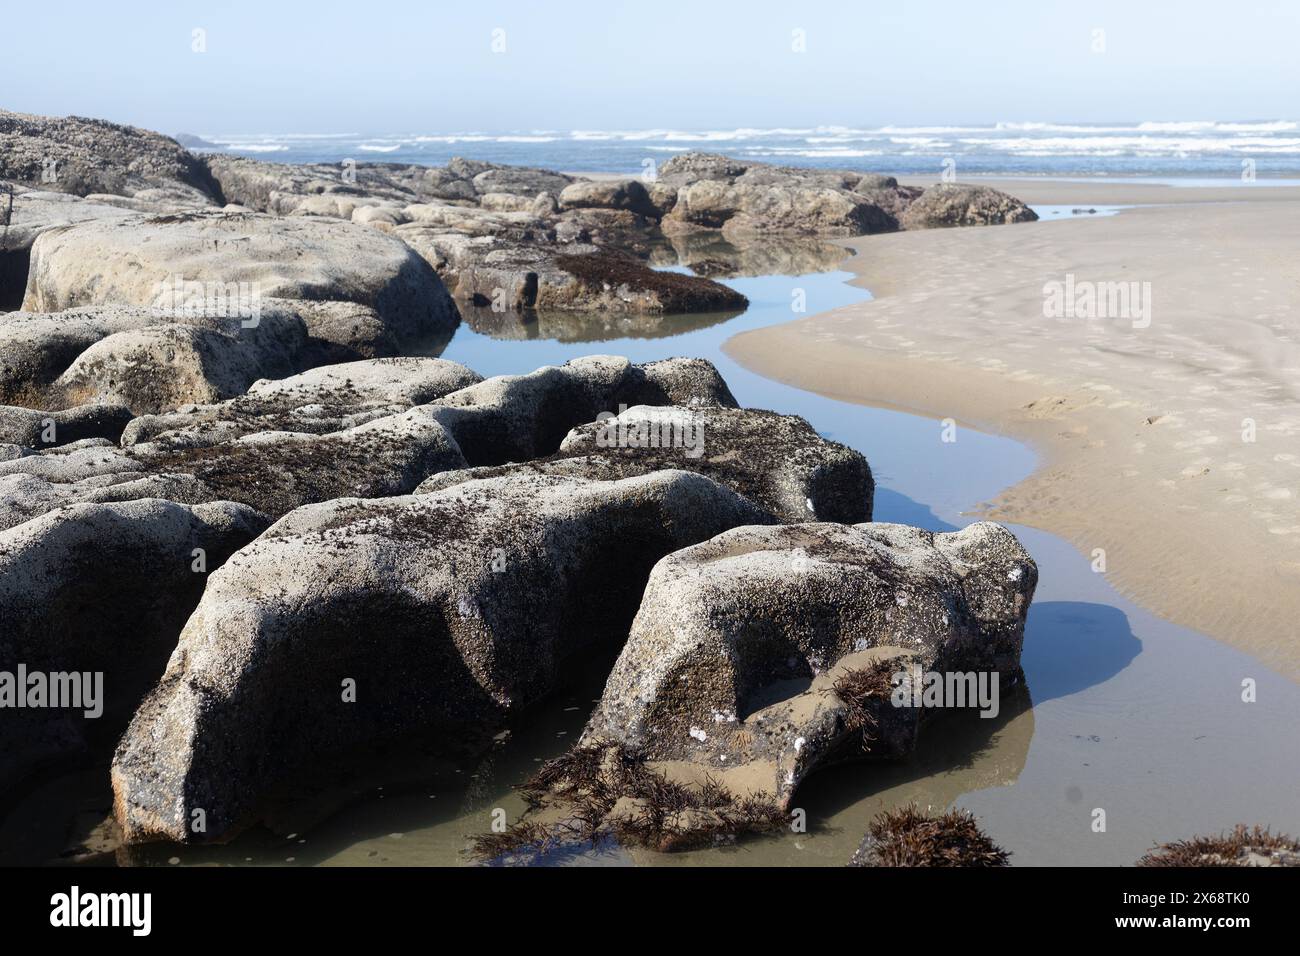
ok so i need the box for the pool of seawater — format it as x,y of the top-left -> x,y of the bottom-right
9,252 -> 1299,868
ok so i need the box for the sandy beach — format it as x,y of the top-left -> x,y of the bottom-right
727,182 -> 1300,681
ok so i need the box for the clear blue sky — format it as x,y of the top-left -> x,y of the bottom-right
3,0 -> 1296,133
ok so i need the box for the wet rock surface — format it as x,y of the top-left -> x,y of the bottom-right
493,521 -> 1036,854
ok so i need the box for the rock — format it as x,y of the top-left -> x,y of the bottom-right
351,204 -> 409,228
0,304 -> 381,415
48,308 -> 312,414
436,242 -> 747,315
502,521 -> 1036,848
558,179 -> 659,218
471,166 -> 573,198
0,498 -> 269,788
0,306 -> 175,407
245,356 -> 482,409
657,152 -> 751,185
0,189 -> 134,309
425,355 -> 738,464
110,471 -> 771,843
849,805 -> 1010,867
899,184 -> 1039,229
21,211 -> 458,352
0,402 -> 134,447
477,192 -> 536,214
0,468 -> 221,533
418,404 -> 874,523
126,407 -> 468,518
120,357 -> 480,449
0,109 -> 220,202
668,178 -> 898,237
656,152 -> 917,236
199,155 -> 426,212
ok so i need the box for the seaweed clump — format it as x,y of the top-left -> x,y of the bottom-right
470,744 -> 787,864
1136,826 -> 1300,867
850,804 -> 1010,867
832,659 -> 898,750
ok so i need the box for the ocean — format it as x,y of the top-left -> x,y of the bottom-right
190,120 -> 1300,178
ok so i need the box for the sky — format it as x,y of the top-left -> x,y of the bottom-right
2,0 -> 1297,134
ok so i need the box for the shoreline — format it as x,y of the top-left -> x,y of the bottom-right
726,181 -> 1300,682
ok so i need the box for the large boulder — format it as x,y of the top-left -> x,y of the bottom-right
657,153 -> 913,237
418,403 -> 874,523
667,179 -> 897,237
110,471 -> 771,843
0,498 -> 269,788
502,521 -> 1036,851
558,179 -> 659,218
20,211 -> 459,354
899,184 -> 1039,229
585,522 -> 1036,775
0,110 -> 220,202
424,355 -> 738,464
0,189 -> 133,310
0,304 -> 333,414
407,231 -> 746,315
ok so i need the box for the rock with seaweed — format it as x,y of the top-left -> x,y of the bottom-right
500,521 -> 1036,850
848,804 -> 1011,867
110,471 -> 771,844
418,403 -> 874,523
1135,826 -> 1300,867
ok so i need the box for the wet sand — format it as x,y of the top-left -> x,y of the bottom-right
726,185 -> 1300,681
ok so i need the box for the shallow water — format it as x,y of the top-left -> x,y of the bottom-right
8,249 -> 1298,868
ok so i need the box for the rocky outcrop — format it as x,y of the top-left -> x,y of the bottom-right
418,404 -> 874,523
121,357 -> 482,449
0,110 -> 220,203
110,471 -> 771,843
0,401 -> 133,447
0,304 -> 331,415
558,179 -> 659,218
21,211 -> 458,346
0,498 -> 269,789
656,153 -> 916,237
899,184 -> 1039,229
404,231 -> 745,315
499,521 -> 1035,851
424,355 -> 738,464
5,211 -> 461,413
